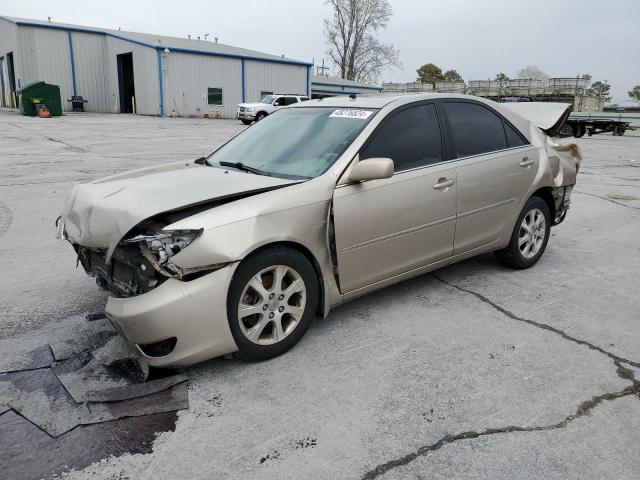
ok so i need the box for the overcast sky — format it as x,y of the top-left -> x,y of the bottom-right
3,0 -> 638,102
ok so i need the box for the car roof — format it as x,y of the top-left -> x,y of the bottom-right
288,93 -> 482,109
287,93 -> 538,142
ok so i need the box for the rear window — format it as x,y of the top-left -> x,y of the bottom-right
504,121 -> 528,148
442,102 -> 508,158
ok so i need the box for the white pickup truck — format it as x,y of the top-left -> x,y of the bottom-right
236,94 -> 310,124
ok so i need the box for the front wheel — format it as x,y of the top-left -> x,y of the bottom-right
241,120 -> 252,125
494,196 -> 551,269
227,247 -> 319,361
255,112 -> 267,122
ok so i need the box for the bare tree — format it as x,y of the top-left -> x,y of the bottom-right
324,0 -> 400,83
516,65 -> 549,83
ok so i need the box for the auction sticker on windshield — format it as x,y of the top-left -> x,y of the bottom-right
329,109 -> 373,119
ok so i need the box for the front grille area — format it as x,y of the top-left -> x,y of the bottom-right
77,245 -> 165,298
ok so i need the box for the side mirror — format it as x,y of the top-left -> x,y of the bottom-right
348,158 -> 394,182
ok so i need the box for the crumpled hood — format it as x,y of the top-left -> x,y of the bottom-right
60,161 -> 295,253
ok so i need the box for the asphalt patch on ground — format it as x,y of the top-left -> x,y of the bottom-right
0,410 -> 178,479
0,314 -> 189,478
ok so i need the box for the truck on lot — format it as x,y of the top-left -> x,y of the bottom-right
236,94 -> 310,124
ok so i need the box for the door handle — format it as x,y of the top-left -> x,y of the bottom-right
519,157 -> 535,167
433,178 -> 455,190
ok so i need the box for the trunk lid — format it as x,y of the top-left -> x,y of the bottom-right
501,102 -> 572,137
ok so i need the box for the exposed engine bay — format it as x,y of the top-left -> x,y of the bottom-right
73,203 -> 231,297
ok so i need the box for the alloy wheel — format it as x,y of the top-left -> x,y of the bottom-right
518,208 -> 546,259
237,265 -> 306,345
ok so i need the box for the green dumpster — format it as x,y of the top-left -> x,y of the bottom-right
18,81 -> 63,117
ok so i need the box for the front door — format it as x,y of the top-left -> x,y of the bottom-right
332,103 -> 457,293
439,100 -> 539,253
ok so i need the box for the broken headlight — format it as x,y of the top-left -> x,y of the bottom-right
125,229 -> 216,280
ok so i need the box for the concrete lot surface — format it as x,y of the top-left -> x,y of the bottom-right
0,110 -> 639,479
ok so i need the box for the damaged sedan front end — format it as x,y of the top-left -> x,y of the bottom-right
74,226 -> 227,298
56,159 -> 303,366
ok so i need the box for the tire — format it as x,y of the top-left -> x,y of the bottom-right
241,120 -> 252,125
227,246 -> 319,361
574,125 -> 585,138
255,112 -> 267,122
494,196 -> 551,269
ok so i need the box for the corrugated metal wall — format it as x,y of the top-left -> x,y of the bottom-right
71,32 -> 110,112
244,61 -> 307,103
105,37 -> 159,115
17,26 -> 74,104
162,51 -> 242,119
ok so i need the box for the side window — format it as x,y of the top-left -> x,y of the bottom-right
284,97 -> 298,105
273,97 -> 285,106
442,102 -> 507,158
207,88 -> 222,105
360,104 -> 443,172
504,121 -> 528,148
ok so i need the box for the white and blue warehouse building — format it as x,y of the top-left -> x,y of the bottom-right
0,16 -> 315,118
0,16 -> 382,119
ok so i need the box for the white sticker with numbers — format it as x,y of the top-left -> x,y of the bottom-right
329,109 -> 373,119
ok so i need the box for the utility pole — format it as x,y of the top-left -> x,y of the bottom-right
316,59 -> 329,76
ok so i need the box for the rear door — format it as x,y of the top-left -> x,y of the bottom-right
439,100 -> 538,253
332,103 -> 457,293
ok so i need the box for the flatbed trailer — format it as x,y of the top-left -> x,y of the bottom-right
563,117 -> 634,138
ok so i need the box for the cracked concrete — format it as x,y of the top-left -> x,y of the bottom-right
1,111 -> 639,479
431,274 -> 640,370
373,396 -> 640,479
366,387 -> 637,479
362,274 -> 640,479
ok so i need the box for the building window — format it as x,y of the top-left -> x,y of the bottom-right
260,91 -> 273,99
208,88 -> 222,105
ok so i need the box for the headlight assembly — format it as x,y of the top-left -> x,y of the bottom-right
125,229 -> 223,280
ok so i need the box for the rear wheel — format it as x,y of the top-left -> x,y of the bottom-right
494,196 -> 551,269
227,247 -> 319,361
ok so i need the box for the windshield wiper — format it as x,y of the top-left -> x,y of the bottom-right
218,161 -> 268,176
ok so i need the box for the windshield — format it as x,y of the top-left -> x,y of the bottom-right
260,95 -> 276,104
206,107 -> 377,179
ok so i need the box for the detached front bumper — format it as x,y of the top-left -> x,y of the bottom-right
105,263 -> 239,367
